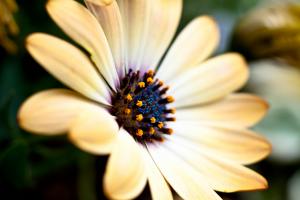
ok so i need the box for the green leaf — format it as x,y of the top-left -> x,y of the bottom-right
0,140 -> 31,188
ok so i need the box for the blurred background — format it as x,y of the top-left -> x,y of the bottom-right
1,0 -> 300,199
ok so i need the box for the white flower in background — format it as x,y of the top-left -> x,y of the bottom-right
248,60 -> 300,163
18,0 -> 271,199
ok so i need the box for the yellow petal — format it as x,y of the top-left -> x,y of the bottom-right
86,0 -> 113,6
117,0 -> 152,71
85,0 -> 126,78
69,106 -> 118,155
165,136 -> 269,192
26,33 -> 110,105
170,122 -> 271,165
147,143 -> 222,200
140,0 -> 182,72
18,89 -> 98,135
142,148 -> 173,200
169,53 -> 249,108
104,129 -> 147,199
47,0 -> 119,90
156,16 -> 219,83
176,94 -> 269,127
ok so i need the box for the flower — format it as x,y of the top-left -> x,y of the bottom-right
0,0 -> 19,53
18,0 -> 271,199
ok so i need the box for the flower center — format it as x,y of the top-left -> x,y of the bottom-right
110,69 -> 175,143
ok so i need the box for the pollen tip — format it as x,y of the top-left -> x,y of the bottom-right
171,108 -> 176,114
136,114 -> 144,121
158,122 -> 164,129
167,128 -> 174,135
136,129 -> 144,137
147,70 -> 154,76
136,100 -> 143,107
158,81 -> 164,86
150,117 -> 156,124
138,82 -> 145,88
147,77 -> 154,84
124,108 -> 131,115
126,94 -> 133,101
167,96 -> 175,103
149,127 -> 155,135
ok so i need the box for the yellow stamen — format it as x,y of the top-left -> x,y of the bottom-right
170,108 -> 176,114
124,108 -> 131,115
167,128 -> 174,135
136,100 -> 143,107
158,122 -> 164,129
126,94 -> 133,101
136,129 -> 144,137
158,81 -> 164,86
167,96 -> 174,103
147,77 -> 153,84
136,114 -> 144,121
148,70 -> 154,76
149,127 -> 155,135
150,117 -> 156,124
138,82 -> 145,88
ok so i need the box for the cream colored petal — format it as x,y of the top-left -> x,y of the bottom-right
47,0 -> 119,90
117,0 -> 152,71
169,122 -> 271,165
26,33 -> 110,105
104,129 -> 147,199
156,16 -> 219,83
69,106 -> 118,155
165,135 -> 268,192
142,147 -> 173,200
147,143 -> 222,200
85,0 -> 126,78
169,53 -> 249,108
18,89 -> 99,135
176,94 -> 268,127
139,0 -> 182,72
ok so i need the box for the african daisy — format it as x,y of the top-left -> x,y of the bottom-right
18,0 -> 271,199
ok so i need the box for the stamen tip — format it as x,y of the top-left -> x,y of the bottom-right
136,129 -> 144,137
136,100 -> 143,107
136,114 -> 144,121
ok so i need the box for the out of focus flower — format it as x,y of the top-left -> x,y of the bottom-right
232,3 -> 300,67
0,0 -> 19,53
288,170 -> 300,200
18,0 -> 271,199
247,60 -> 300,163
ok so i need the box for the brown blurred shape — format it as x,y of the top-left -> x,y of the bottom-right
0,0 -> 19,54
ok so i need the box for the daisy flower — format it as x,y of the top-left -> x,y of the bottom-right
18,0 -> 271,199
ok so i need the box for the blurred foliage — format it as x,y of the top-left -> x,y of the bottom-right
0,0 -> 299,200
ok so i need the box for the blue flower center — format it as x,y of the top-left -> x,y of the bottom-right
111,69 -> 175,143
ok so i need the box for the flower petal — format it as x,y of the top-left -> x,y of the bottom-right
165,135 -> 269,192
139,0 -> 182,72
169,53 -> 249,108
69,106 -> 118,155
169,122 -> 271,165
85,0 -> 126,78
147,143 -> 222,200
117,0 -> 152,72
176,94 -> 269,127
104,129 -> 147,199
26,33 -> 110,105
142,148 -> 172,200
47,0 -> 119,90
18,89 -> 98,135
156,16 -> 219,83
